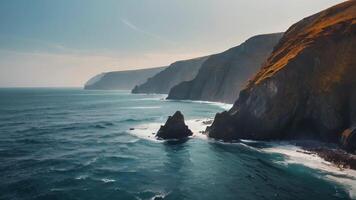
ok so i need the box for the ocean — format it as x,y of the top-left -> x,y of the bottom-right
0,88 -> 355,200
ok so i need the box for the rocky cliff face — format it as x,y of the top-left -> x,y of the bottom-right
207,1 -> 356,151
131,56 -> 208,94
84,67 -> 166,90
167,33 -> 283,103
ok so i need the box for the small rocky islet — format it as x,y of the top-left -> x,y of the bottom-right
156,111 -> 193,140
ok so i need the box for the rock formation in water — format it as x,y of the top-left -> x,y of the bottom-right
207,1 -> 356,152
131,56 -> 208,94
167,33 -> 283,103
156,111 -> 193,140
84,67 -> 166,90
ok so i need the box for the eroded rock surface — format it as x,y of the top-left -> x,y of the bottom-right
156,111 -> 193,140
207,1 -> 356,147
167,33 -> 283,103
132,56 -> 208,94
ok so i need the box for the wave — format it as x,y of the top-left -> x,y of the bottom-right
261,142 -> 356,199
165,99 -> 233,110
119,117 -> 157,123
75,175 -> 88,180
132,93 -> 233,111
128,122 -> 162,142
101,178 -> 116,183
131,94 -> 167,101
129,117 -> 356,199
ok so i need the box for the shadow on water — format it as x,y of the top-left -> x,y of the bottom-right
156,139 -> 192,199
162,138 -> 190,146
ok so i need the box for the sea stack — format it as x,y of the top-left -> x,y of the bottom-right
156,111 -> 193,140
207,0 -> 356,149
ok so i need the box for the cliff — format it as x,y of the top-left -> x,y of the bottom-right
84,67 -> 166,90
207,1 -> 356,152
131,56 -> 208,94
167,33 -> 283,103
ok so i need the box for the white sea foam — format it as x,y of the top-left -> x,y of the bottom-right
186,119 -> 210,139
185,100 -> 232,110
101,178 -> 116,183
133,94 -> 233,111
208,102 -> 233,110
165,99 -> 233,111
151,193 -> 168,200
84,157 -> 98,166
261,143 -> 356,198
129,122 -> 162,142
132,94 -> 167,101
128,118 -> 212,141
75,175 -> 88,180
128,114 -> 356,198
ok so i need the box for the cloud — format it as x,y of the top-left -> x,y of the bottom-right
120,18 -> 177,46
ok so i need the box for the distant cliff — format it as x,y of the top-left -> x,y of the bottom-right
167,33 -> 283,103
84,67 -> 166,90
207,1 -> 356,152
131,56 -> 208,94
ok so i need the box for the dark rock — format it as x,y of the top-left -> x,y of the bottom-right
207,1 -> 356,147
129,128 -> 135,130
202,120 -> 213,125
156,111 -> 193,140
167,33 -> 283,103
340,128 -> 356,153
303,146 -> 356,170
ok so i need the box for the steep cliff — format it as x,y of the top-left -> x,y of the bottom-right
84,67 -> 166,90
207,1 -> 356,152
131,56 -> 208,94
167,33 -> 283,103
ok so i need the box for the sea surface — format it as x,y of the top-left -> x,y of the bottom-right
0,88 -> 355,200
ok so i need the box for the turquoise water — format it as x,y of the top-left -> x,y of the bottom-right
0,88 -> 354,200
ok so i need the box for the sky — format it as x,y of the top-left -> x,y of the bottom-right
0,0 -> 344,87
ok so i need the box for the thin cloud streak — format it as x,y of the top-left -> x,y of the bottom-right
120,18 -> 177,46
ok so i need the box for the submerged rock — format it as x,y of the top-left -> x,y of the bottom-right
156,111 -> 193,140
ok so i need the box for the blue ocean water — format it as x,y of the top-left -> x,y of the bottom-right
0,88 -> 354,200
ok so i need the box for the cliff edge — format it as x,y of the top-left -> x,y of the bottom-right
207,1 -> 356,152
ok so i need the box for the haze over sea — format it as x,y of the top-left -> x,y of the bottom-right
0,88 -> 355,200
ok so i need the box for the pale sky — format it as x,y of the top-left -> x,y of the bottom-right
0,0 -> 344,87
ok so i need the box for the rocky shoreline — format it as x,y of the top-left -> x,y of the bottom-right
302,148 -> 356,170
292,141 -> 356,170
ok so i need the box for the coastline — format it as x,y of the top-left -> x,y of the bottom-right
129,108 -> 356,199
260,141 -> 356,199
